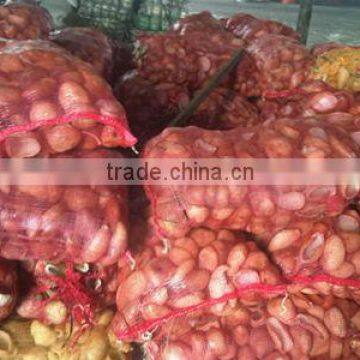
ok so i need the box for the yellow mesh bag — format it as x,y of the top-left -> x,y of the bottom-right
311,47 -> 360,92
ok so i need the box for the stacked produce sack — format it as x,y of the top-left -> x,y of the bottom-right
0,1 -> 53,40
0,2 -> 138,356
0,37 -> 135,318
116,11 -> 359,143
50,27 -> 135,85
109,10 -> 360,360
0,3 -> 359,359
116,11 -> 330,145
116,11 -> 264,145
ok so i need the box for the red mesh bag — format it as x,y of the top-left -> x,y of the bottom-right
143,117 -> 360,239
143,294 -> 360,359
225,12 -> 300,43
116,72 -> 260,145
111,227 -> 284,341
115,71 -> 190,145
235,35 -> 314,97
23,260 -> 120,307
135,27 -> 242,90
0,149 -> 128,266
17,260 -> 119,326
260,209 -> 360,303
0,40 -> 136,158
191,88 -> 260,130
0,2 -> 53,40
256,80 -> 355,122
170,11 -> 228,36
50,29 -> 136,86
311,42 -> 360,56
49,27 -> 114,82
0,258 -> 18,321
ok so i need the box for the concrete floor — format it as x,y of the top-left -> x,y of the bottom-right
188,0 -> 360,45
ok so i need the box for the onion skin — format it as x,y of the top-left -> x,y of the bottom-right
225,12 -> 300,43
0,3 -> 53,40
136,13 -> 243,90
257,80 -> 356,122
235,35 -> 314,97
16,260 -> 119,325
115,72 -> 260,147
143,116 -> 359,240
50,27 -> 115,82
262,209 -> 360,302
113,227 -> 282,342
0,149 -> 128,266
142,293 -> 360,360
0,40 -> 134,158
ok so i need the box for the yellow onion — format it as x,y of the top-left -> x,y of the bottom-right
311,47 -> 360,92
0,310 -> 132,360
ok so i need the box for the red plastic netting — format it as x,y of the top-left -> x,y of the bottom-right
115,71 -> 190,145
143,117 -> 359,239
135,25 -> 242,91
143,293 -> 360,359
260,208 -> 360,302
190,88 -> 261,130
112,228 -> 283,341
0,149 -> 128,266
0,2 -> 53,40
235,34 -> 314,97
111,223 -> 360,343
311,42 -> 360,56
49,27 -> 114,82
17,261 -> 118,326
256,80 -> 356,122
115,71 -> 260,146
170,11 -> 229,36
0,40 -> 136,158
225,12 -> 300,43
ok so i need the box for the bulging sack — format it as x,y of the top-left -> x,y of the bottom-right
136,23 -> 242,91
189,88 -> 260,130
0,149 -> 128,266
170,11 -> 229,36
262,208 -> 360,303
225,12 -> 300,43
112,227 -> 283,341
144,293 -> 360,359
115,71 -> 190,145
143,116 -> 360,239
116,72 -> 260,145
0,2 -> 53,40
0,40 -> 136,158
50,27 -> 115,83
235,34 -> 314,97
257,80 -> 356,122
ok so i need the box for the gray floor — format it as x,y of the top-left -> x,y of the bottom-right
188,0 -> 360,46
41,0 -> 360,46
